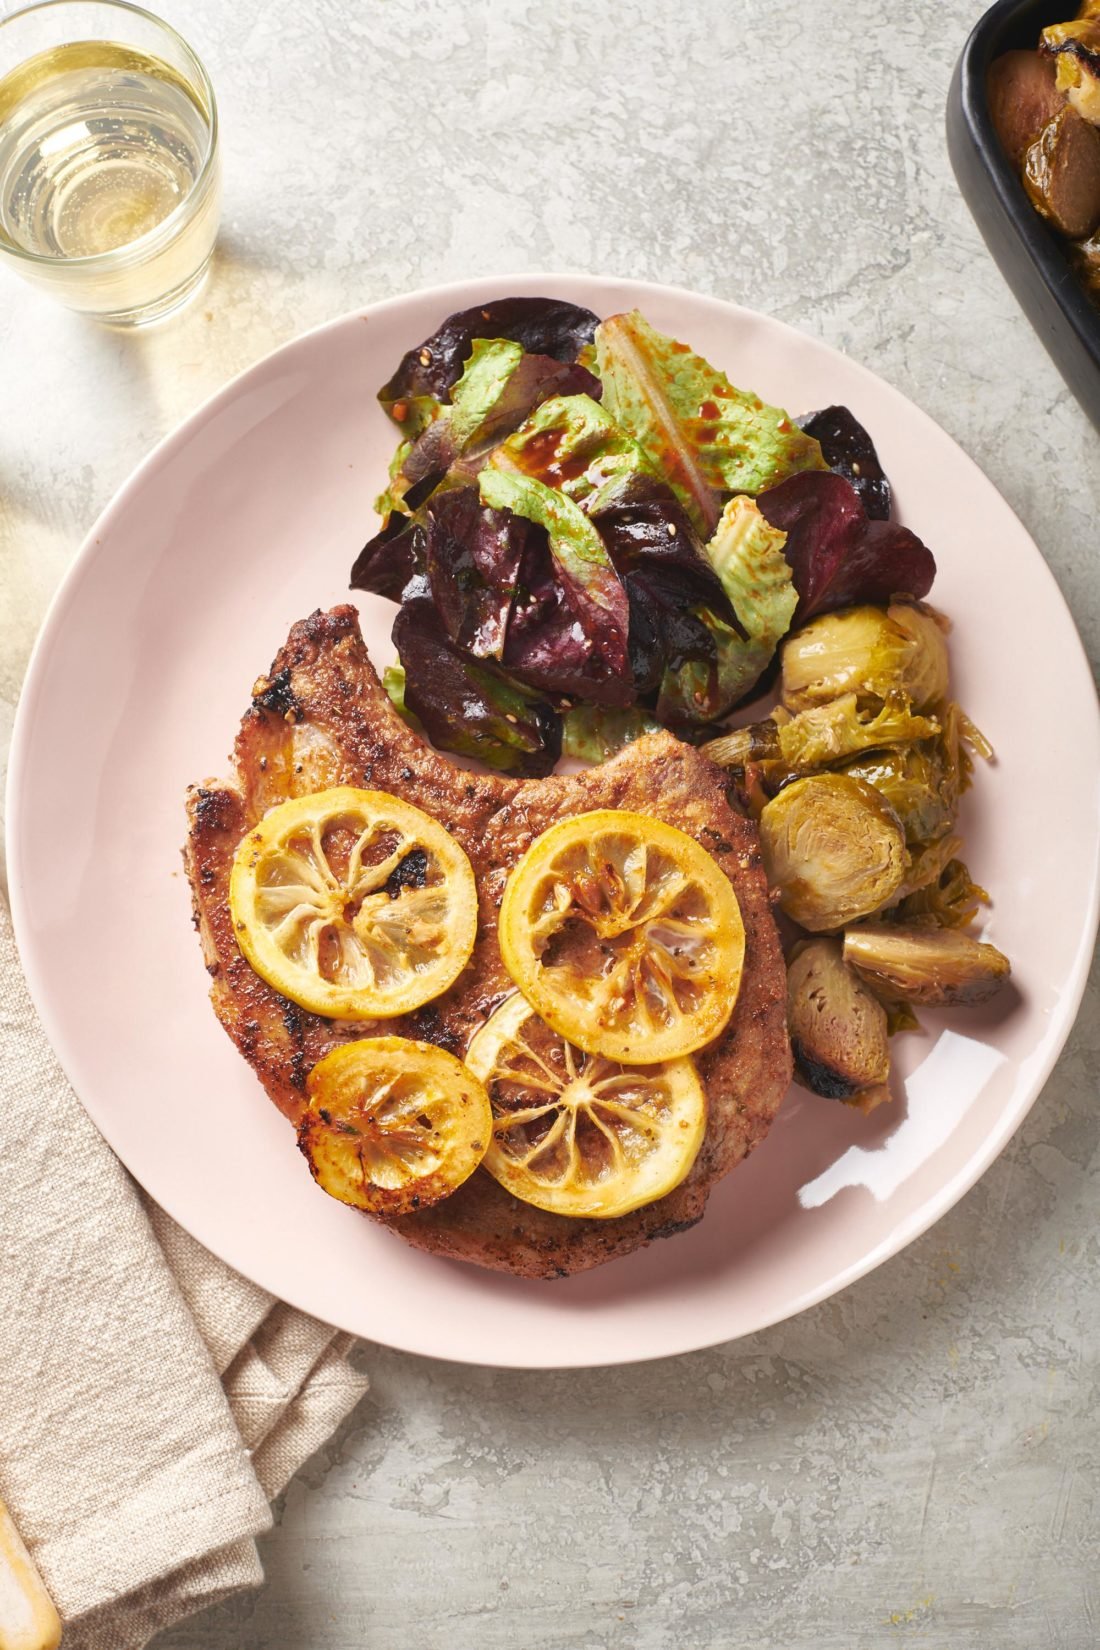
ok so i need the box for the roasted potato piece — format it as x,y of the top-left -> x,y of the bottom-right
787,939 -> 891,1107
1041,17 -> 1100,124
781,603 -> 949,714
1023,105 -> 1100,238
988,50 -> 1066,168
844,924 -> 1012,1007
760,773 -> 909,932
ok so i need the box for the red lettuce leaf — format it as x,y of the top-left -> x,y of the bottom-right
757,472 -> 935,623
393,588 -> 561,777
349,514 -> 426,601
624,571 -> 719,695
503,525 -> 636,708
424,487 -> 535,661
479,469 -> 633,708
587,473 -> 746,637
380,298 -> 600,409
799,405 -> 892,521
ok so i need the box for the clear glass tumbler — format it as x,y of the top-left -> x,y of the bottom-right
0,0 -> 219,324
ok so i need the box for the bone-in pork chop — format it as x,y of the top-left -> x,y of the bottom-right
185,606 -> 791,1278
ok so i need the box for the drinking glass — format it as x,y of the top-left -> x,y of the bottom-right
0,0 -> 219,324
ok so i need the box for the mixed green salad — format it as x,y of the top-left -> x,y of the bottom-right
351,296 -> 936,775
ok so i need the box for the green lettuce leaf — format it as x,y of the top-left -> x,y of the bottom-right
382,345 -> 606,519
489,393 -> 650,509
382,663 -> 423,729
561,703 -> 661,763
448,337 -> 526,444
658,496 -> 798,722
595,310 -> 827,534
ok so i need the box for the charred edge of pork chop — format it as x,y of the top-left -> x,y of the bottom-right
185,605 -> 792,1280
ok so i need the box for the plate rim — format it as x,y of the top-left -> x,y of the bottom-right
7,271 -> 1100,1368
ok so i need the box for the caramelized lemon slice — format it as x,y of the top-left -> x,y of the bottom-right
465,993 -> 706,1218
299,1037 -> 491,1215
498,809 -> 744,1063
230,787 -> 476,1019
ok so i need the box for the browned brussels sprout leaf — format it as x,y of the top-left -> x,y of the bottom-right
798,405 -> 892,521
758,472 -> 936,623
392,587 -> 561,776
787,938 -> 891,1103
379,297 -> 601,413
844,924 -> 1011,1007
842,740 -> 954,846
893,832 -> 963,902
889,859 -> 991,929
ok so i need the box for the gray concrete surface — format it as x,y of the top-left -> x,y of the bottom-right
1,1 -> 1097,1645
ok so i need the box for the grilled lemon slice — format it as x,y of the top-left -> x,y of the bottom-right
229,787 -> 477,1019
498,809 -> 744,1063
299,1037 -> 492,1215
465,993 -> 706,1218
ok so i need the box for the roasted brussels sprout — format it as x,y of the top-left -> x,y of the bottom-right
704,694 -> 939,776
760,773 -> 909,931
842,742 -> 954,845
781,603 -> 949,714
787,939 -> 891,1107
1041,15 -> 1100,126
843,925 -> 1011,1006
777,692 -> 940,769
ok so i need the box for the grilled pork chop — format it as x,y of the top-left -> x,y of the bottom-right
185,606 -> 791,1278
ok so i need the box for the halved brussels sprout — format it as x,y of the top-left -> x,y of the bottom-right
843,924 -> 1011,1006
787,939 -> 891,1106
759,773 -> 909,931
781,603 -> 950,713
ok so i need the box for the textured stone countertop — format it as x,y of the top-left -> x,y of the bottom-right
1,1 -> 1098,1645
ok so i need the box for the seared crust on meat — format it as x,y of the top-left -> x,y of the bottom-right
185,606 -> 791,1278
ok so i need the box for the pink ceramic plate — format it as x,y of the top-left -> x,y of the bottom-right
8,275 -> 1099,1368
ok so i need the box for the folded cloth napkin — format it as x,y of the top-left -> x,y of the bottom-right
0,892 -> 370,1649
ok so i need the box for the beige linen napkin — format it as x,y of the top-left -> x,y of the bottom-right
0,894 -> 369,1649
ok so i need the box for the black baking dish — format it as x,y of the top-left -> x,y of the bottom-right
947,0 -> 1100,430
